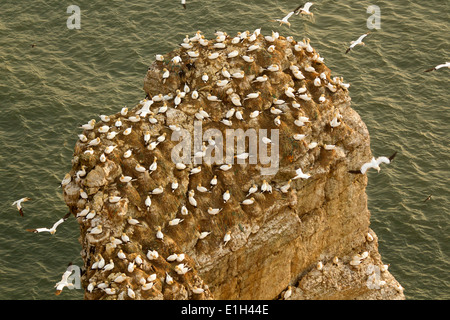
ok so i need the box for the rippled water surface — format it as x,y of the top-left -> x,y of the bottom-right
0,0 -> 448,300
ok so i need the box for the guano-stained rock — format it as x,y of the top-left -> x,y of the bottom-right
62,29 -> 405,300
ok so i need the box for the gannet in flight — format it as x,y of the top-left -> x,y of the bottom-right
26,212 -> 71,234
349,152 -> 397,174
274,11 -> 295,28
345,32 -> 370,54
55,263 -> 75,295
12,197 -> 31,217
424,62 -> 450,72
294,2 -> 314,16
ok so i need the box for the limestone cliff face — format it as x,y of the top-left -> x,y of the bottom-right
62,29 -> 405,300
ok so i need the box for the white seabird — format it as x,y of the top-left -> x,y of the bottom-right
346,32 -> 370,54
208,207 -> 222,215
89,224 -> 103,235
223,231 -> 232,246
425,62 -> 450,72
156,226 -> 164,240
293,133 -> 306,141
295,2 -> 314,16
219,163 -> 232,171
79,119 -> 96,130
27,212 -> 71,234
78,134 -> 88,142
169,218 -> 184,226
199,231 -> 211,239
349,152 -> 397,174
242,55 -> 255,63
12,197 -> 31,217
223,190 -> 231,203
246,184 -> 258,197
279,180 -> 292,193
283,286 -> 292,300
293,168 -> 311,180
54,263 -> 75,295
145,195 -> 152,210
210,175 -> 218,187
241,197 -> 255,205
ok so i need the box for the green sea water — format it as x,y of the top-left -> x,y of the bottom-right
0,0 -> 448,300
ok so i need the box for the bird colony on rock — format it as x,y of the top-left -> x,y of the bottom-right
58,27 -> 376,300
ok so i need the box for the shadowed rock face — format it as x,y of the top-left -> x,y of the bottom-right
63,29 -> 405,300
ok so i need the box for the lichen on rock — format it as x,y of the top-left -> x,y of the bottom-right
62,29 -> 404,300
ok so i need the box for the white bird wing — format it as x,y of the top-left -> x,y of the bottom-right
357,33 -> 368,43
284,11 -> 295,20
51,218 -> 65,231
376,156 -> 391,165
60,269 -> 73,283
303,2 -> 313,11
51,212 -> 71,230
436,62 -> 450,70
360,161 -> 374,174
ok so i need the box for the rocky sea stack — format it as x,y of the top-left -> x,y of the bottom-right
62,29 -> 405,300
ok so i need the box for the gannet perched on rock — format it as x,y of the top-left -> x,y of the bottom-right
317,261 -> 323,270
147,249 -> 159,260
193,286 -> 205,294
330,116 -> 341,128
199,231 -> 211,239
169,218 -> 184,226
246,184 -> 258,197
79,119 -> 95,130
223,231 -> 232,246
219,163 -> 232,171
210,175 -> 218,187
293,167 -> 311,180
156,226 -> 164,240
241,197 -> 255,205
188,190 -> 197,207
89,224 -> 103,235
283,286 -> 292,300
223,190 -> 231,203
279,180 -> 292,193
208,207 -> 223,215
242,55 -> 255,63
273,11 -> 295,28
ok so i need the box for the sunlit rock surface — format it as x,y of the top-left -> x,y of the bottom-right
63,29 -> 405,300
